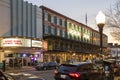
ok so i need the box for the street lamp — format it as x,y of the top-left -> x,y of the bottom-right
96,11 -> 106,54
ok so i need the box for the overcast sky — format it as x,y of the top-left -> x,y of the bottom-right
24,0 -> 118,44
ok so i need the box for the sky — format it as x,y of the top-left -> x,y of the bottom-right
24,0 -> 119,44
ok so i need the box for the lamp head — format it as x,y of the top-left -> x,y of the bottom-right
96,11 -> 105,26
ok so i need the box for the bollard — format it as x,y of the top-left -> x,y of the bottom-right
2,60 -> 6,72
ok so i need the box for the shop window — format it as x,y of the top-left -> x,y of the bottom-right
8,54 -> 13,57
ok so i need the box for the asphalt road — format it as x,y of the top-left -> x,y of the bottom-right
21,69 -> 55,80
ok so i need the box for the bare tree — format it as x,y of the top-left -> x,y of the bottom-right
105,0 -> 120,42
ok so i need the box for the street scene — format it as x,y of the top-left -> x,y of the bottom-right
0,0 -> 120,80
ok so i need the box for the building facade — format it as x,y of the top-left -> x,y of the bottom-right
0,0 -> 43,66
108,43 -> 120,58
41,6 -> 108,63
0,0 -> 108,66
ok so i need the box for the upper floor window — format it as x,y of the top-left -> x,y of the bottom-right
51,27 -> 55,35
59,19 -> 62,26
62,20 -> 65,27
44,12 -> 48,21
51,16 -> 54,23
54,16 -> 57,24
62,30 -> 65,38
44,25 -> 48,34
57,28 -> 60,36
48,14 -> 51,22
57,17 -> 60,25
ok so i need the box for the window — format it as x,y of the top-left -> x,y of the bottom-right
44,12 -> 48,21
54,16 -> 57,24
48,14 -> 51,22
69,22 -> 72,28
51,16 -> 54,23
54,28 -> 57,35
44,25 -> 48,34
62,20 -> 65,27
57,17 -> 60,25
51,27 -> 55,35
48,26 -> 51,33
62,30 -> 65,37
60,30 -> 62,37
68,33 -> 70,39
57,28 -> 60,36
59,19 -> 62,26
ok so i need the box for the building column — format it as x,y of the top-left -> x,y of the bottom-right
0,50 -> 5,62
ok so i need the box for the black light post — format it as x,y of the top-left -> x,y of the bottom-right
96,11 -> 105,54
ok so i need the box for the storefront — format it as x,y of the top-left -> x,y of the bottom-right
0,37 -> 47,67
43,51 -> 98,64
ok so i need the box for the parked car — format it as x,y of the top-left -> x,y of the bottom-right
35,62 -> 47,70
35,61 -> 59,70
54,62 -> 105,80
46,61 -> 59,70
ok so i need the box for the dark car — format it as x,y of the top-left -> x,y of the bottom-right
45,61 -> 59,70
54,62 -> 105,80
35,62 -> 47,70
35,61 -> 58,70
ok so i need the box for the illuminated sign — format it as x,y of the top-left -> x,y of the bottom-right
42,41 -> 48,50
32,40 -> 42,47
1,38 -> 31,47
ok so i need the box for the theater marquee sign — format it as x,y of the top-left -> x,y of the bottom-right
0,38 -> 47,49
1,38 -> 31,47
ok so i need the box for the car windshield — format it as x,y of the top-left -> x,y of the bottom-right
58,64 -> 77,72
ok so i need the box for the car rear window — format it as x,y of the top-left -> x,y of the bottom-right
58,64 -> 77,72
